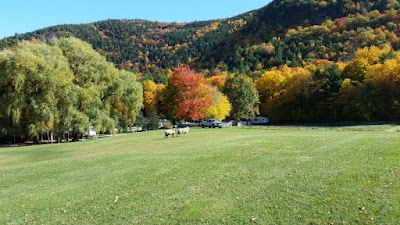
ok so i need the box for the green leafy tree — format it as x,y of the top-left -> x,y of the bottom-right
313,63 -> 342,95
134,110 -> 145,127
223,74 -> 259,121
53,37 -> 142,138
147,108 -> 161,130
0,41 -> 73,142
341,59 -> 369,82
110,70 -> 143,130
0,37 -> 143,143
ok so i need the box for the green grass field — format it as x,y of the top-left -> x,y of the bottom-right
0,126 -> 399,224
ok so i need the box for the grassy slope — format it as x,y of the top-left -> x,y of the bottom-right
0,127 -> 399,224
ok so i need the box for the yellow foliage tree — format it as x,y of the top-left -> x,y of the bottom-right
165,69 -> 173,79
143,80 -> 158,115
204,86 -> 231,121
366,58 -> 400,91
255,66 -> 294,117
365,57 -> 400,119
255,65 -> 313,120
355,44 -> 391,65
255,66 -> 292,100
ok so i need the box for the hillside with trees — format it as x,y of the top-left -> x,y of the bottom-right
1,0 -> 400,140
1,0 -> 400,77
195,0 -> 400,74
0,14 -> 252,79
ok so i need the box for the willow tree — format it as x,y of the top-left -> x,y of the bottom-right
52,37 -> 143,139
0,37 -> 143,143
110,70 -> 143,130
0,41 -> 73,142
51,37 -> 117,138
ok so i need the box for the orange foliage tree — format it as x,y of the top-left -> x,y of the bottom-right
164,66 -> 211,121
206,72 -> 228,91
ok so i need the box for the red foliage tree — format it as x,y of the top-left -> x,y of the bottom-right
164,66 -> 211,121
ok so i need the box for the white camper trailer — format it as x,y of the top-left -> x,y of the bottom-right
250,116 -> 270,125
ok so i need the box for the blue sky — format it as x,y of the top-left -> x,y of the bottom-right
1,0 -> 271,38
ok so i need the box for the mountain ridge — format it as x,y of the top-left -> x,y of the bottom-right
0,10 -> 254,77
1,0 -> 400,76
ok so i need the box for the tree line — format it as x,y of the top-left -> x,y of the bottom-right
0,37 -> 260,144
253,45 -> 400,123
141,66 -> 259,124
2,38 -> 400,144
142,45 -> 400,124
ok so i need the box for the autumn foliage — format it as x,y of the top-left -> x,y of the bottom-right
206,73 -> 227,91
164,66 -> 211,121
251,45 -> 400,123
204,86 -> 231,121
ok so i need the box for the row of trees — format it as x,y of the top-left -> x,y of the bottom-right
0,37 -> 260,143
142,66 -> 258,123
0,37 -> 261,143
256,45 -> 400,123
0,37 -> 143,143
142,45 -> 400,124
1,38 -> 399,143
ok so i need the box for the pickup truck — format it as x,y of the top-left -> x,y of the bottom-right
200,118 -> 223,128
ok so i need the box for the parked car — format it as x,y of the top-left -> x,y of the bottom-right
83,126 -> 97,138
200,118 -> 223,128
176,121 -> 199,128
177,123 -> 190,128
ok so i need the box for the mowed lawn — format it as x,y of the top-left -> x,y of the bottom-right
0,126 -> 399,224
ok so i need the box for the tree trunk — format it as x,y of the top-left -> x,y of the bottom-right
72,132 -> 79,142
50,132 -> 53,144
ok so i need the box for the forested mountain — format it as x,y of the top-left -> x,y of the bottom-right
195,0 -> 400,73
0,13 -> 252,80
1,0 -> 400,77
